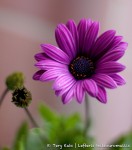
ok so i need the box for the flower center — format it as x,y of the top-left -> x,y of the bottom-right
16,88 -> 27,100
69,56 -> 94,80
12,87 -> 32,108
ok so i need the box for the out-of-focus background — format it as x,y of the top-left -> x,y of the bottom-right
0,0 -> 132,148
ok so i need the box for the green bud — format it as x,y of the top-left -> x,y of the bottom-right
12,87 -> 32,108
6,72 -> 24,90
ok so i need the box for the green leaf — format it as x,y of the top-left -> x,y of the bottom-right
38,103 -> 59,123
15,142 -> 25,150
26,128 -> 45,150
109,131 -> 132,150
12,122 -> 28,150
65,113 -> 81,129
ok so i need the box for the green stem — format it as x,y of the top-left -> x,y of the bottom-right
84,94 -> 90,136
0,88 -> 9,107
24,108 -> 39,128
24,108 -> 48,145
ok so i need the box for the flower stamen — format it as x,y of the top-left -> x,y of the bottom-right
69,56 -> 94,80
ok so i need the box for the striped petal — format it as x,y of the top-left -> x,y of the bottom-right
96,86 -> 107,103
92,74 -> 117,89
55,24 -> 76,59
83,79 -> 98,97
35,60 -> 67,70
34,53 -> 49,61
98,49 -> 125,64
109,74 -> 126,85
91,30 -> 116,57
66,19 -> 79,53
41,44 -> 70,64
96,61 -> 125,74
107,36 -> 123,50
97,41 -> 128,64
74,81 -> 85,103
62,86 -> 75,104
115,42 -> 128,51
33,70 -> 45,80
55,80 -> 76,96
77,19 -> 92,51
83,21 -> 99,54
53,73 -> 76,91
39,69 -> 67,81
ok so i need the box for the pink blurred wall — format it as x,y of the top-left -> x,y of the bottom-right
0,0 -> 132,148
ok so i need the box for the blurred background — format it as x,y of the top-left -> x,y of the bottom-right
0,0 -> 132,148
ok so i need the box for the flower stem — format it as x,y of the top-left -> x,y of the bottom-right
0,88 -> 9,107
24,108 -> 39,128
24,108 -> 48,144
84,94 -> 90,136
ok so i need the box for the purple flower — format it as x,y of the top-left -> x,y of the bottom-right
33,19 -> 127,104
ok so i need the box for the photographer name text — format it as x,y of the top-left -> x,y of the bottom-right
47,143 -> 130,149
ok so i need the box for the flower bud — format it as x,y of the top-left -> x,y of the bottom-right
6,72 -> 24,90
12,87 -> 32,108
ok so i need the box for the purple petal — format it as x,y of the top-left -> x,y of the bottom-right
83,21 -> 99,54
96,86 -> 107,103
66,19 -> 79,53
115,42 -> 128,51
35,60 -> 67,70
83,79 -> 98,97
98,49 -> 125,64
34,53 -> 50,61
98,41 -> 128,63
58,83 -> 75,96
92,74 -> 117,89
96,61 -> 126,74
109,74 -> 126,85
41,44 -> 70,64
62,87 -> 75,104
77,19 -> 92,51
55,24 -> 76,59
107,36 -> 123,50
91,30 -> 116,57
74,81 -> 85,103
39,69 -> 67,81
33,70 -> 45,80
55,79 -> 76,96
53,73 -> 76,91
55,90 -> 61,96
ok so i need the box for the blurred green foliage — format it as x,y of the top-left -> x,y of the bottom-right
2,103 -> 132,150
12,122 -> 28,150
2,103 -> 94,150
108,132 -> 132,150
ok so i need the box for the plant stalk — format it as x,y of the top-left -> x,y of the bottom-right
0,88 -> 9,107
24,108 -> 39,128
84,94 -> 90,136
